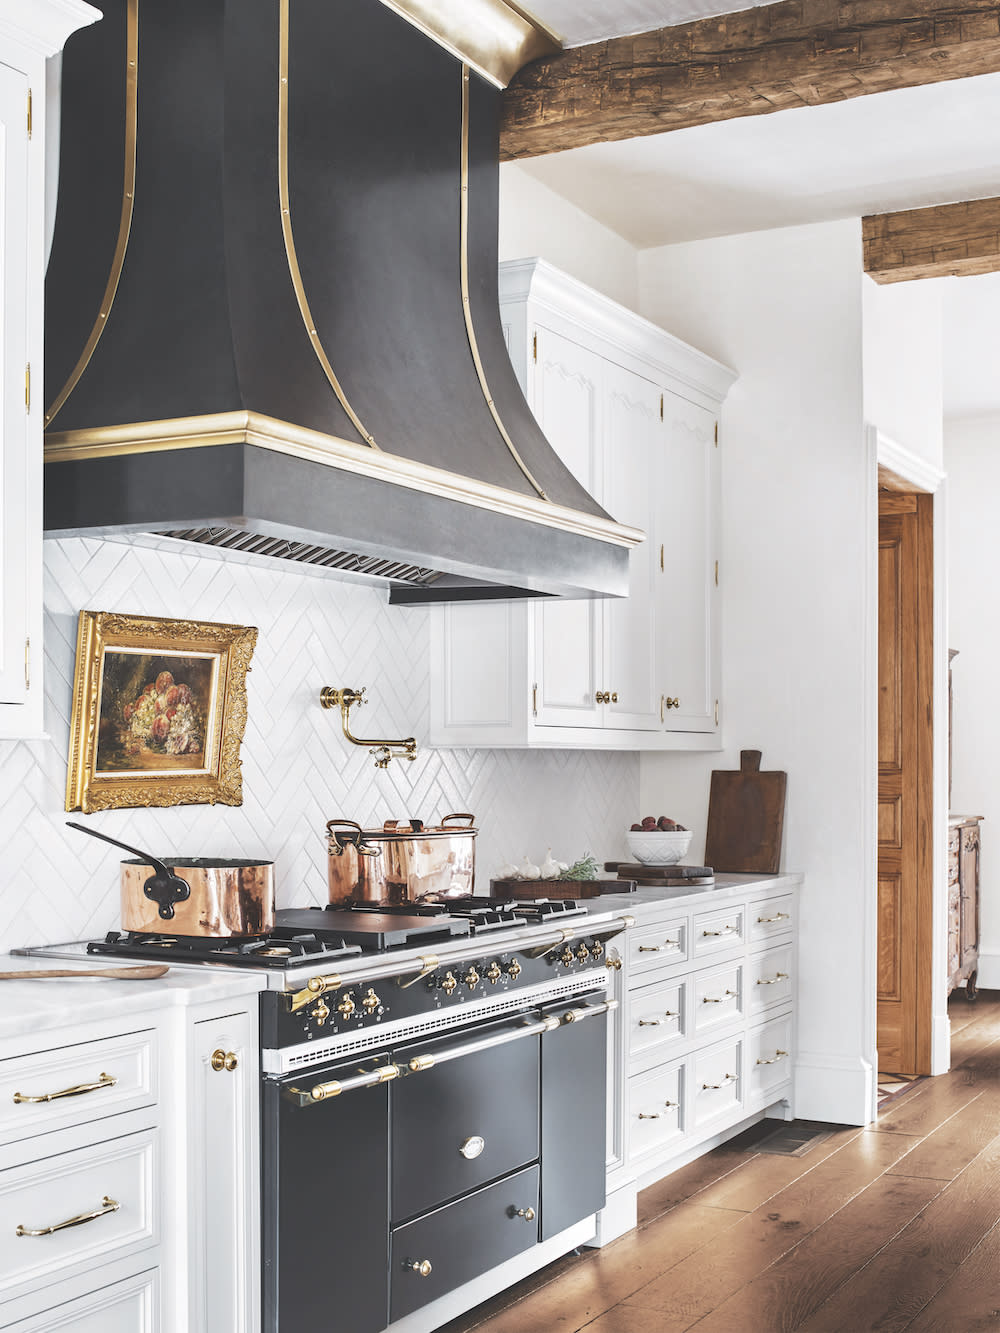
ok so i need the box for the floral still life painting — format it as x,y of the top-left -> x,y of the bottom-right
66,612 -> 258,813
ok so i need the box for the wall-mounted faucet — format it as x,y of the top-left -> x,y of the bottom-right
319,686 -> 417,769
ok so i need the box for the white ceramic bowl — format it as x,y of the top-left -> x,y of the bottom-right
625,828 -> 693,866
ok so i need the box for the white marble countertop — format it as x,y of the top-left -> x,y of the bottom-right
0,953 -> 265,1041
584,870 -> 801,921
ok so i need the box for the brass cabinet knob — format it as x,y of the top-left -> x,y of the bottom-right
595,690 -> 611,704
211,1049 -> 238,1073
605,951 -> 623,971
337,994 -> 356,1017
611,692 -> 619,703
514,1206 -> 536,1221
505,959 -> 522,979
408,1259 -> 433,1277
664,696 -> 680,709
463,967 -> 480,989
361,988 -> 380,1013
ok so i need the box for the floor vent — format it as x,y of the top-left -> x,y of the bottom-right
752,1120 -> 838,1157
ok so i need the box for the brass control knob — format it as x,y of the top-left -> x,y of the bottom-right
361,988 -> 380,1014
558,947 -> 575,967
440,972 -> 458,996
337,994 -> 356,1017
505,959 -> 522,980
589,940 -> 604,959
310,1000 -> 331,1027
485,962 -> 502,985
575,942 -> 590,962
463,967 -> 481,990
408,1259 -> 433,1277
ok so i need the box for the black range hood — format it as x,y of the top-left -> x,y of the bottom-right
42,0 -> 641,602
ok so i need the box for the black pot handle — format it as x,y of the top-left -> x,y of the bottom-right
66,821 -> 191,920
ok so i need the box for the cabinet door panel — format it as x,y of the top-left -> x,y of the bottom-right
658,397 -> 718,732
532,327 -> 603,728
604,363 -> 661,731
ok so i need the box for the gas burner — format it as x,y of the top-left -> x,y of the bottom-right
87,928 -> 362,969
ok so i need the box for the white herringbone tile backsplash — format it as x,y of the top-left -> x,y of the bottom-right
0,538 -> 638,949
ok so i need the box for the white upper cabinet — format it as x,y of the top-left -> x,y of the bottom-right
0,0 -> 100,736
429,258 -> 735,751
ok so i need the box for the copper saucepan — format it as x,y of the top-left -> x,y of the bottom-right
67,822 -> 275,937
326,814 -> 477,906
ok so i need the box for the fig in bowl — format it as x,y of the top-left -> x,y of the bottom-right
625,826 -> 693,865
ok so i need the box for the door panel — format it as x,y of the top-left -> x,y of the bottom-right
876,491 -> 933,1076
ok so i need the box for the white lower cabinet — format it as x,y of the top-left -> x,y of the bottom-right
598,876 -> 799,1244
4,1270 -> 158,1332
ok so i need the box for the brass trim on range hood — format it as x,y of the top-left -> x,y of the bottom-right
43,412 -> 645,550
376,0 -> 561,88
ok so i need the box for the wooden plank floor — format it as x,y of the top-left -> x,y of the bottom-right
441,992 -> 1000,1333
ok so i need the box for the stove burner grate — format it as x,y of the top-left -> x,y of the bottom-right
88,928 -> 363,969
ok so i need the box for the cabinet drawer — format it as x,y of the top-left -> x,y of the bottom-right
693,906 -> 744,957
627,1063 -> 683,1164
749,1014 -> 793,1103
0,1032 -> 157,1148
628,981 -> 685,1065
3,1268 -> 158,1331
692,1039 -> 742,1129
628,919 -> 687,973
693,964 -> 743,1034
0,1129 -> 157,1303
749,895 -> 794,944
748,945 -> 794,1017
390,1165 -> 539,1321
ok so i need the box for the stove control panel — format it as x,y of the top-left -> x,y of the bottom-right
262,934 -> 618,1049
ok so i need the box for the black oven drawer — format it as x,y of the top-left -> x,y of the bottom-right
390,1164 -> 540,1321
391,1015 -> 540,1222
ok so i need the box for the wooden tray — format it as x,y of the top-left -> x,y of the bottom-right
491,878 -> 635,900
704,749 -> 786,874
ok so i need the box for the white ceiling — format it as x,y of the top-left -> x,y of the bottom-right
520,2 -> 1000,420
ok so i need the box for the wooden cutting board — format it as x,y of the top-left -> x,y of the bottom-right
704,749 -> 786,874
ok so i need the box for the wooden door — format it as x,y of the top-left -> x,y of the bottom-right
877,490 -> 933,1075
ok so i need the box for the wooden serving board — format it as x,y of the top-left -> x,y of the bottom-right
704,749 -> 786,874
491,878 -> 635,900
605,862 -> 713,880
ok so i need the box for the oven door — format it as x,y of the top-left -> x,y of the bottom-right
261,1052 -> 391,1333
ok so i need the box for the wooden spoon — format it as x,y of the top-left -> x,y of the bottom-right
0,965 -> 170,981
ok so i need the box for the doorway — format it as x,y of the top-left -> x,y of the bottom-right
876,475 -> 934,1076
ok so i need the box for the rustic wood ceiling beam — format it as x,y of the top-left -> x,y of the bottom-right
499,2 -> 1000,160
864,196 -> 1000,282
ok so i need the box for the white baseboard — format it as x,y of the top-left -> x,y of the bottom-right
795,1050 -> 874,1125
931,1012 -> 952,1075
591,1184 -> 638,1247
973,949 -> 1000,990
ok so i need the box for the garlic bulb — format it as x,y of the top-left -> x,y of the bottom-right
495,860 -> 519,880
518,855 -> 541,881
539,849 -> 562,880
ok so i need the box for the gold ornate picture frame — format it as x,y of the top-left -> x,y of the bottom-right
65,611 -> 258,813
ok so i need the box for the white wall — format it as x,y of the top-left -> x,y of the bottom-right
863,277 -> 944,468
499,163 -> 639,311
946,414 -> 1000,982
635,219 -> 875,1124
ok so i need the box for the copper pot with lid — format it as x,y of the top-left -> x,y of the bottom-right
326,814 -> 477,906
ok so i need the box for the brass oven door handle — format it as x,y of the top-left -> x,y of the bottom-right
13,1072 -> 117,1104
16,1196 -> 120,1237
282,1000 -> 619,1107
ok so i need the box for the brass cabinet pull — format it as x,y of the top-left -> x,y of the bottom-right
664,696 -> 680,709
595,690 -> 610,705
407,1259 -> 433,1277
13,1072 -> 117,1104
757,912 -> 791,924
638,1019 -> 661,1027
755,973 -> 790,986
639,938 -> 679,953
703,989 -> 738,1004
211,1050 -> 239,1072
16,1195 -> 119,1237
702,925 -> 738,938
701,1074 -> 738,1091
637,1112 -> 660,1119
755,1050 -> 789,1067
638,945 -> 662,953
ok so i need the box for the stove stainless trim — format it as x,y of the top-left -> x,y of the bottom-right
263,970 -> 608,1075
